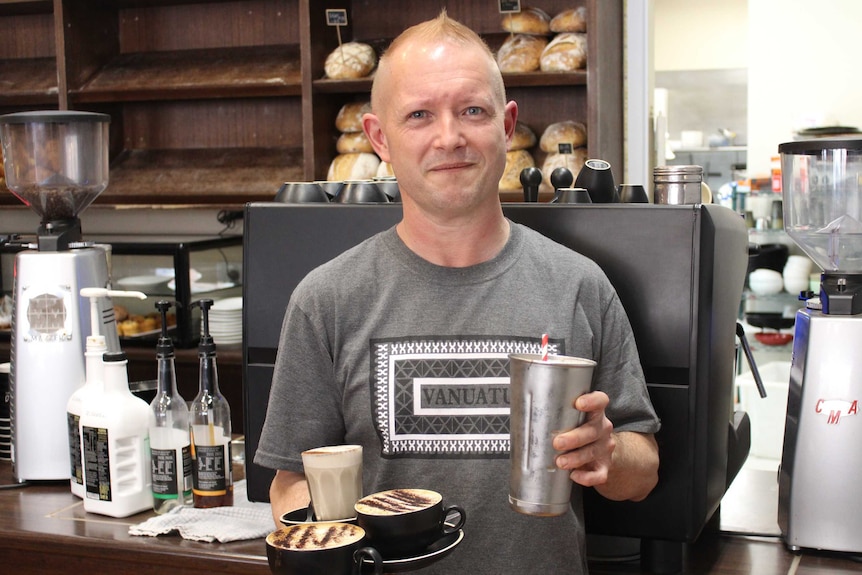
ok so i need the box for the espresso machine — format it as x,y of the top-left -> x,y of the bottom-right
0,111 -> 119,482
778,138 -> 862,553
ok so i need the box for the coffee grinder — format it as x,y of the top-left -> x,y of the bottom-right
778,138 -> 862,553
0,111 -> 119,482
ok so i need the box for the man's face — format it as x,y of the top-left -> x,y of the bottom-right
364,40 -> 517,218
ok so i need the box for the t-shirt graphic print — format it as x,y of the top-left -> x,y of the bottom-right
369,335 -> 562,458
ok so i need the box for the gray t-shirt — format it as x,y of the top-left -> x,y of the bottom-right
256,221 -> 660,574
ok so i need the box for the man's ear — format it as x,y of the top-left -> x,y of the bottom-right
362,113 -> 390,163
503,100 -> 519,149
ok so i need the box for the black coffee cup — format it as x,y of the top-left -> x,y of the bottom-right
266,523 -> 382,575
334,180 -> 390,204
354,488 -> 466,557
617,184 -> 649,203
552,187 -> 592,204
275,182 -> 330,204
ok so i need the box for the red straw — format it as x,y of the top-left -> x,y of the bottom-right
541,333 -> 549,361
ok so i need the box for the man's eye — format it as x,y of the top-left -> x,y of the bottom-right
409,111 -> 426,119
465,107 -> 483,116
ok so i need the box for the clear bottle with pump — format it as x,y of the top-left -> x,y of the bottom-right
149,300 -> 193,513
190,299 -> 233,508
81,350 -> 154,517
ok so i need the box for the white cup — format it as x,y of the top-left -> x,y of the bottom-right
301,445 -> 363,521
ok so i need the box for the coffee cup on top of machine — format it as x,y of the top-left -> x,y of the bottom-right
333,180 -> 390,204
354,488 -> 466,557
275,182 -> 330,204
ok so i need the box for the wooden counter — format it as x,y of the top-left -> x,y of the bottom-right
0,460 -> 270,575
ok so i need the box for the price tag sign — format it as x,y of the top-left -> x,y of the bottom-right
557,143 -> 574,155
499,0 -> 521,14
326,9 -> 348,26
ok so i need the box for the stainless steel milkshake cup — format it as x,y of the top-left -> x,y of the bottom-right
508,353 -> 596,516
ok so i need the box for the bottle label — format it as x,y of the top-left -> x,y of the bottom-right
151,444 -> 194,499
151,447 -> 180,498
83,426 -> 111,501
67,412 -> 83,486
192,443 -> 229,495
182,444 -> 193,495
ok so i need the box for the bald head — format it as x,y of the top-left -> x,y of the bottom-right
371,11 -> 506,113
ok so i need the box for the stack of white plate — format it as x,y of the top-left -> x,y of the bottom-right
206,297 -> 243,345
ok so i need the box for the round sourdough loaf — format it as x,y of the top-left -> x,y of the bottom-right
335,101 -> 371,133
550,7 -> 587,33
499,149 -> 536,191
327,152 -> 380,181
496,34 -> 548,73
510,122 -> 537,151
336,131 -> 374,154
540,33 -> 587,72
324,42 -> 377,79
501,7 -> 551,35
540,120 -> 588,152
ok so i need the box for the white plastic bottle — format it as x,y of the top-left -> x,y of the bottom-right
68,288 -> 147,498
81,351 -> 155,518
149,300 -> 193,513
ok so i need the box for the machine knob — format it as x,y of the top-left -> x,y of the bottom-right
520,167 -> 543,202
550,167 -> 574,192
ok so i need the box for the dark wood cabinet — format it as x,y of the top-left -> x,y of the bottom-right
1,0 -> 621,206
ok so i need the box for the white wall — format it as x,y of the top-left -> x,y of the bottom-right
747,0 -> 862,176
654,0 -> 748,71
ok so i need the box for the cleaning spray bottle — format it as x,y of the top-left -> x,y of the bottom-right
80,349 -> 155,518
149,300 -> 193,513
190,299 -> 233,508
67,288 -> 146,498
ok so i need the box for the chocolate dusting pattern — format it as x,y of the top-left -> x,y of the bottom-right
272,524 -> 360,550
358,489 -> 440,514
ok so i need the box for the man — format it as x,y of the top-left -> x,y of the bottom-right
255,11 -> 660,574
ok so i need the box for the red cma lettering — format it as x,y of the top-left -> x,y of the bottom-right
815,399 -> 859,425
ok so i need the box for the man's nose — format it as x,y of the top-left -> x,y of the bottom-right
435,114 -> 466,149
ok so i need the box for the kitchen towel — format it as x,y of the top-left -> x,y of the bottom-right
129,480 -> 274,543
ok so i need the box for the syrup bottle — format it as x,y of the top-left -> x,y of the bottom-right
190,299 -> 233,508
149,300 -> 193,513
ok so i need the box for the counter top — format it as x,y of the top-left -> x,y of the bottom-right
0,460 -> 270,575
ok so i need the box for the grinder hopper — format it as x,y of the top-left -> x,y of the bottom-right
0,111 -> 109,251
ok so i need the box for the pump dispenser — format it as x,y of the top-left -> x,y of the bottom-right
190,299 -> 233,508
80,350 -> 154,517
149,300 -> 193,513
67,288 -> 146,498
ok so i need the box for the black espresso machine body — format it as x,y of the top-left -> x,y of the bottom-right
242,202 -> 750,550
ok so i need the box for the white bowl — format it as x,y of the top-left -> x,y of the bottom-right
749,268 -> 784,296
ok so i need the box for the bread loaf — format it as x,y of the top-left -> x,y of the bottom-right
327,152 -> 380,181
336,131 -> 374,154
540,33 -> 587,72
499,149 -> 536,191
501,7 -> 551,36
510,122 -> 537,151
550,7 -> 587,33
324,42 -> 377,79
539,120 -> 587,153
335,101 -> 371,133
376,160 -> 395,178
542,149 -> 589,189
496,34 -> 547,73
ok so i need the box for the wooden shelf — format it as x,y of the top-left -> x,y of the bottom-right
94,147 -> 303,205
73,46 -> 302,103
0,0 -> 622,207
0,58 -> 57,105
